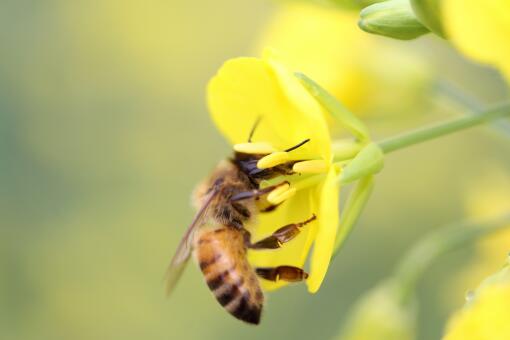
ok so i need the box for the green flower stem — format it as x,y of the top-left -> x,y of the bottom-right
395,212 -> 510,304
435,79 -> 510,139
377,102 -> 510,154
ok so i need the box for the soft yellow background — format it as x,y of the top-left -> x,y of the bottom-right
0,1 -> 509,340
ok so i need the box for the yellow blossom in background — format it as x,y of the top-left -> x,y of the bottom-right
442,0 -> 510,82
255,3 -> 431,116
447,168 -> 510,299
207,51 -> 340,293
443,265 -> 510,340
444,284 -> 510,340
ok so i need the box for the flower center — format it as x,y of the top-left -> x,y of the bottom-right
233,139 -> 330,206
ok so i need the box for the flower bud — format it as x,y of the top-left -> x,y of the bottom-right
327,0 -> 385,10
338,280 -> 416,340
410,0 -> 445,37
359,0 -> 429,40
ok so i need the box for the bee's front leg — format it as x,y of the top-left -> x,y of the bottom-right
245,215 -> 316,250
230,181 -> 289,202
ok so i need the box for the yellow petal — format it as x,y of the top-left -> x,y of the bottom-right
264,49 -> 331,161
248,188 -> 317,291
307,167 -> 340,293
255,3 -> 432,117
255,4 -> 368,111
444,283 -> 510,340
207,55 -> 331,160
443,0 -> 510,81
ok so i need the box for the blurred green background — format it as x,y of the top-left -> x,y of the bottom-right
1,1 -> 509,340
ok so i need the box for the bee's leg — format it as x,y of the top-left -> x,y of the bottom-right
258,202 -> 282,213
230,181 -> 289,202
255,266 -> 308,282
247,215 -> 316,249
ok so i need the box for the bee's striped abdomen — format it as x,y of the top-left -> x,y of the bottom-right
195,227 -> 263,324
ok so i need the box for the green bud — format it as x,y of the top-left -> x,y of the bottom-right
340,143 -> 384,184
410,0 -> 445,37
327,0 -> 385,10
359,0 -> 430,40
338,280 -> 416,340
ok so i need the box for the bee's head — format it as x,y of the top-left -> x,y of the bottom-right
231,117 -> 309,182
232,151 -> 296,182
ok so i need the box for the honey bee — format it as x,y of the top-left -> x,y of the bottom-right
166,123 -> 316,324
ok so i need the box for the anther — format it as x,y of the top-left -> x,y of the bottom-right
267,185 -> 296,205
233,142 -> 276,155
257,152 -> 290,169
292,160 -> 328,174
266,182 -> 290,202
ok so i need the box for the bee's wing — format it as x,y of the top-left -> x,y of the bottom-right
165,187 -> 219,297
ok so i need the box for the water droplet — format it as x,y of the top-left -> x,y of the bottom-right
465,290 -> 475,302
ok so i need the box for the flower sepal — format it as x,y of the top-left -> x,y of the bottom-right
340,143 -> 384,184
295,72 -> 370,143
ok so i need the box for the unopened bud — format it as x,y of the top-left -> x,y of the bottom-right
359,0 -> 429,40
410,0 -> 445,37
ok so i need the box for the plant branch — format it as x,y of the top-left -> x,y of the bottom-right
395,212 -> 510,304
377,102 -> 510,154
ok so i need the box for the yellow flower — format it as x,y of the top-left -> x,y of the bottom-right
207,51 -> 340,293
443,265 -> 510,340
442,0 -> 510,81
446,169 -> 510,302
255,3 -> 431,116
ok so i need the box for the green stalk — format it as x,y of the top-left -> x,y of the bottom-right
377,102 -> 510,154
395,212 -> 510,304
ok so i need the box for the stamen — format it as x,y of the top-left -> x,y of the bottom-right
233,142 -> 276,155
257,152 -> 290,169
266,182 -> 290,202
267,185 -> 297,205
293,160 -> 328,174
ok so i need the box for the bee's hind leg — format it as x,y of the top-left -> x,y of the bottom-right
255,266 -> 308,282
246,214 -> 316,250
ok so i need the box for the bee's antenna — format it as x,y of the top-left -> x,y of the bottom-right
247,116 -> 263,143
285,138 -> 310,152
